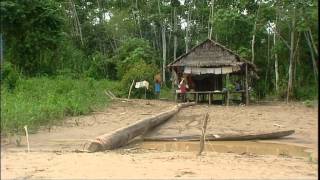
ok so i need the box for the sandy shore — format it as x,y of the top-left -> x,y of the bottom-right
1,100 -> 318,179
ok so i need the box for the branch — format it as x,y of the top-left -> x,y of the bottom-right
270,26 -> 291,50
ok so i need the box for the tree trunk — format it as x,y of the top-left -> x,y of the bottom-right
158,0 -> 166,83
135,0 -> 143,38
152,23 -> 159,51
251,4 -> 260,64
208,0 -> 214,39
286,7 -> 296,103
88,102 -> 196,152
185,3 -> 192,53
173,7 -> 177,61
292,33 -> 300,90
70,0 -> 84,46
305,31 -> 318,83
0,35 -> 3,66
308,28 -> 318,57
162,27 -> 166,83
265,34 -> 270,93
251,36 -> 255,63
274,30 -> 279,93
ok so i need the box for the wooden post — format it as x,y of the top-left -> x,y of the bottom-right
208,93 -> 211,105
171,70 -> 177,100
195,93 -> 198,103
175,92 -> 178,102
226,91 -> 229,106
241,92 -> 245,104
24,125 -> 30,152
198,112 -> 209,156
245,64 -> 249,105
211,94 -> 214,104
128,80 -> 135,99
144,87 -> 147,99
226,74 -> 230,106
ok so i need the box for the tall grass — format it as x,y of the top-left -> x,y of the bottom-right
1,76 -> 118,135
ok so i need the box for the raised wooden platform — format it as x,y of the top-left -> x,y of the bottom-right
175,90 -> 247,105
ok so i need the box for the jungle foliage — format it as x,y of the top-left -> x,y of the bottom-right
0,0 -> 318,134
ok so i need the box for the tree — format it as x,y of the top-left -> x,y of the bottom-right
1,0 -> 65,75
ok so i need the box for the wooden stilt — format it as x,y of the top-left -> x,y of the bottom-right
226,91 -> 229,106
211,94 -> 214,104
226,74 -> 230,106
245,64 -> 249,105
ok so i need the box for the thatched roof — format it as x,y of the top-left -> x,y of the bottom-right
168,39 -> 257,72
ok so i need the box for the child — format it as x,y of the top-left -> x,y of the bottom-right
155,80 -> 161,99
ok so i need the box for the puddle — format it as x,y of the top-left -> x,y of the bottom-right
138,141 -> 311,158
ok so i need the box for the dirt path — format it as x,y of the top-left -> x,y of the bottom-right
1,100 -> 318,179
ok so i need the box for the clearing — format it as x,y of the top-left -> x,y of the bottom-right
1,100 -> 318,179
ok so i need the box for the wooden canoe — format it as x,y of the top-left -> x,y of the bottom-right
143,130 -> 295,141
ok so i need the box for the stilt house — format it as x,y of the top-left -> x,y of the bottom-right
168,39 -> 257,105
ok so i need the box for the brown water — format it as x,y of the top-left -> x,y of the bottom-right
138,141 -> 311,158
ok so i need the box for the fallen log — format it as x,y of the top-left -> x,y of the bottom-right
105,90 -> 131,102
143,130 -> 295,141
87,102 -> 196,152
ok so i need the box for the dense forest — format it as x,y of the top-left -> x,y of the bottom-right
0,0 -> 318,133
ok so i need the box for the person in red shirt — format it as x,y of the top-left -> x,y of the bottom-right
179,78 -> 188,102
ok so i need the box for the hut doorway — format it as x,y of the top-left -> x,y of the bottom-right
191,74 -> 222,91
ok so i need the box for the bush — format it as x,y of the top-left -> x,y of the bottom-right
0,62 -> 20,91
303,100 -> 316,108
119,61 -> 158,99
293,83 -> 318,101
113,38 -> 159,79
85,52 -> 117,80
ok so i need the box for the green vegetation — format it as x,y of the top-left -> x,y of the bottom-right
1,77 -> 118,135
159,87 -> 174,100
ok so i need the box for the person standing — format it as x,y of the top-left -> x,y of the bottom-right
155,79 -> 161,99
179,78 -> 188,102
154,73 -> 162,99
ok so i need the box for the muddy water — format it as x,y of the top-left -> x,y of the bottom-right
138,141 -> 311,158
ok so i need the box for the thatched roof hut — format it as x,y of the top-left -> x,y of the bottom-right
168,39 -> 256,105
168,39 -> 256,73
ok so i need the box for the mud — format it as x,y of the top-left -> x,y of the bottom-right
138,141 -> 311,158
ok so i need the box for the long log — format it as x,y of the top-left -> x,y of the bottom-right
144,130 -> 295,141
87,102 -> 196,152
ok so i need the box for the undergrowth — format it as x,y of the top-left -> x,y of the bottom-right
1,76 -> 118,135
